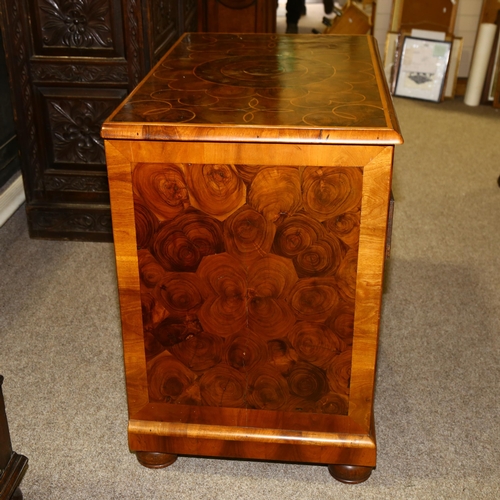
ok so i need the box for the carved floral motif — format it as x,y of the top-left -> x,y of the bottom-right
45,174 -> 109,191
7,0 -> 44,191
39,0 -> 113,48
30,210 -> 112,232
31,63 -> 128,83
47,99 -> 115,164
125,0 -> 142,87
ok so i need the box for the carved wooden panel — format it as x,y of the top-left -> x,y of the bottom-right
31,62 -> 129,84
145,0 -> 178,66
181,0 -> 198,33
38,88 -> 127,170
31,0 -> 124,57
0,0 -> 196,239
0,30 -> 20,188
28,205 -> 113,238
133,162 -> 362,415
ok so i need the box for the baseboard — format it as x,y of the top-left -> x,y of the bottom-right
0,172 -> 25,228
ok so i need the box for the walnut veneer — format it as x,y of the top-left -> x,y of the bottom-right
103,33 -> 402,484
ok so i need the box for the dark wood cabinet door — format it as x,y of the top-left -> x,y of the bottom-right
198,0 -> 276,33
0,30 -> 20,189
0,0 -> 196,240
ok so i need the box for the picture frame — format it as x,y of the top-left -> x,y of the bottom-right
486,27 -> 500,102
393,36 -> 452,102
481,11 -> 500,105
383,31 -> 401,90
444,37 -> 463,99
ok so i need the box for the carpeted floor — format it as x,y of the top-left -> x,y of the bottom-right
1,97 -> 499,499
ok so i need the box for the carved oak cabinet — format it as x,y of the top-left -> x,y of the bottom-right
103,33 -> 402,484
0,0 -> 196,240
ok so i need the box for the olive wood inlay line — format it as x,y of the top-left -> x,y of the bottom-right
103,34 -> 403,145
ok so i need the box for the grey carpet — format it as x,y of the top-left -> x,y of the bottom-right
1,97 -> 499,499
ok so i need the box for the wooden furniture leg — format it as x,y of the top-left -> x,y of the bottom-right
328,464 -> 374,484
136,452 -> 177,469
0,376 -> 28,500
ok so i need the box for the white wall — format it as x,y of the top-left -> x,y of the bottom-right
373,0 -> 483,77
454,0 -> 483,77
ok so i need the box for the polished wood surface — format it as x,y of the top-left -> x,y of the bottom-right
104,33 -> 401,483
103,34 -> 402,144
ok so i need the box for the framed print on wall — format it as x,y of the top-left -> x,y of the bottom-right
394,36 -> 452,102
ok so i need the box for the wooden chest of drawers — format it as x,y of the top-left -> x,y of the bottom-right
102,33 -> 402,484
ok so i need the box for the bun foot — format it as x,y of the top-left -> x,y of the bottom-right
328,464 -> 373,484
136,451 -> 177,469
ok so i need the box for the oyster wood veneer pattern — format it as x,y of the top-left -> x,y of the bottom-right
103,33 -> 403,482
135,162 -> 362,416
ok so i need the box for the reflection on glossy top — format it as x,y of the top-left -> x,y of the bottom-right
105,34 -> 402,143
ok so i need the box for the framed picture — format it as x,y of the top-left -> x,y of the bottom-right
444,37 -> 463,99
393,36 -> 452,102
383,31 -> 401,90
482,11 -> 500,105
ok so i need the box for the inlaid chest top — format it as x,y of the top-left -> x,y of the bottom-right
103,33 -> 402,145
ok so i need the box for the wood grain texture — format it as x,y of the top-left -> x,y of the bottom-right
104,33 -> 401,476
106,142 -> 391,427
129,420 -> 375,448
103,34 -> 402,145
348,146 -> 393,430
198,0 -> 276,33
128,424 -> 376,466
105,140 -> 149,415
131,159 -> 363,417
105,140 -> 393,464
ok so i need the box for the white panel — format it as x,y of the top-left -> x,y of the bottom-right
373,0 -> 392,49
454,0 -> 483,77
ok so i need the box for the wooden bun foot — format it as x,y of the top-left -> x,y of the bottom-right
328,464 -> 373,484
136,451 -> 178,469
